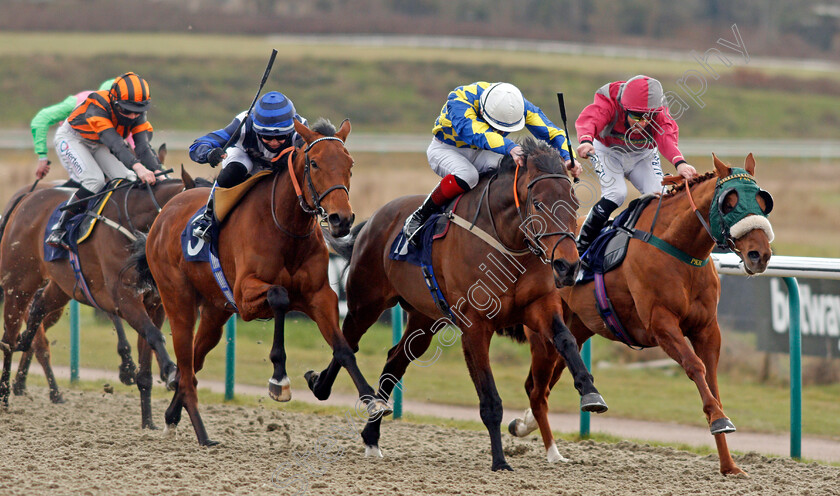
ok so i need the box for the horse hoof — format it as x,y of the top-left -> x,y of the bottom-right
366,399 -> 393,420
50,391 -> 66,404
492,462 -> 514,472
164,424 -> 177,437
165,370 -> 178,391
143,422 -> 160,430
710,417 -> 736,435
508,418 -> 521,436
364,444 -> 383,458
304,370 -> 318,391
12,381 -> 26,396
546,443 -> 570,463
268,377 -> 291,402
580,393 -> 608,413
119,365 -> 137,386
202,439 -> 220,447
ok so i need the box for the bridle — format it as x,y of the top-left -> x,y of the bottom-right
473,158 -> 577,266
513,161 -> 578,265
270,136 -> 351,236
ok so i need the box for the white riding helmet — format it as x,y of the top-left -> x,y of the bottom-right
479,82 -> 525,133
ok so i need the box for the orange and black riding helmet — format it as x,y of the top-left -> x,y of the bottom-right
109,72 -> 151,113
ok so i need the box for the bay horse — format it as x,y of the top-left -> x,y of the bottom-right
509,154 -> 773,475
0,181 -> 138,402
136,119 -> 388,446
305,138 -> 608,471
0,168 -> 201,428
0,144 -> 169,400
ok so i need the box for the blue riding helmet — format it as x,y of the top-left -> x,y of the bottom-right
252,91 -> 296,137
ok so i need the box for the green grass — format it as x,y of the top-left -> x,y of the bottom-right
33,306 -> 840,440
2,32 -> 839,139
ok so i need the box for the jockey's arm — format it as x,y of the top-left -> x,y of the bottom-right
131,130 -> 162,171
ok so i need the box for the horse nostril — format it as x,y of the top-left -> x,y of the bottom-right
748,250 -> 761,264
349,213 -> 356,226
328,213 -> 342,226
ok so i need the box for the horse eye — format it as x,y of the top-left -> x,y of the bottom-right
534,201 -> 544,212
310,160 -> 319,169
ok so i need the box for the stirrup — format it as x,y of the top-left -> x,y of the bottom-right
46,230 -> 68,249
193,223 -> 211,242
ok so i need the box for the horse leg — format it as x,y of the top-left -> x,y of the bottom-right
361,311 -> 436,458
526,302 -> 607,413
119,301 -> 177,390
193,304 -> 228,375
266,286 -> 291,401
14,307 -> 63,398
302,284 -> 389,418
32,322 -> 67,404
509,334 -> 569,463
110,315 -> 137,386
136,332 -> 157,429
689,322 -> 744,476
461,325 -> 512,471
305,299 -> 388,401
12,344 -> 35,396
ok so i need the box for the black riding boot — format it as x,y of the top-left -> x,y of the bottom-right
192,197 -> 215,242
403,193 -> 443,246
46,188 -> 94,249
577,198 -> 619,255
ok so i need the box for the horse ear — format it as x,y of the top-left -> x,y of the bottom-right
712,153 -> 730,177
181,164 -> 196,190
336,119 -> 351,142
157,142 -> 167,165
744,153 -> 756,176
294,119 -> 315,143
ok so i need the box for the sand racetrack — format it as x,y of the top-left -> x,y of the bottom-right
1,387 -> 838,496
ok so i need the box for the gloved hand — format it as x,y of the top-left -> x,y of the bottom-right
207,147 -> 226,168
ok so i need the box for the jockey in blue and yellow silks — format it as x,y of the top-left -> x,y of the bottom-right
404,81 -> 582,244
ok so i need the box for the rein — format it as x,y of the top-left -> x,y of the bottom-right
466,160 -> 577,265
683,177 -> 732,252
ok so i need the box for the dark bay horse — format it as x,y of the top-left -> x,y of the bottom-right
0,168 -> 200,427
509,154 -> 773,475
137,119 -> 388,446
0,145 -> 169,400
306,139 -> 608,471
0,181 -> 138,402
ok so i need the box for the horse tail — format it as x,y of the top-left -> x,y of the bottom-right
495,324 -> 527,343
123,232 -> 156,290
322,220 -> 367,262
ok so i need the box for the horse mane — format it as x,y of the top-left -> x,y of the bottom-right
310,118 -> 337,136
662,171 -> 716,198
497,137 -> 569,177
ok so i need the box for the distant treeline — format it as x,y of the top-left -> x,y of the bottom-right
3,0 -> 838,57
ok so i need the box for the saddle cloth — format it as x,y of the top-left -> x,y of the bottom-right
43,182 -> 125,262
578,195 -> 656,284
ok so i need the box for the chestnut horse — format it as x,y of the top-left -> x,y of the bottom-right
0,168 -> 199,427
136,119 -> 388,446
305,139 -> 608,471
509,154 -> 773,475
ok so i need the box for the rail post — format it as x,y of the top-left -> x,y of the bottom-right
70,300 -> 80,383
391,305 -> 404,419
225,315 -> 236,401
784,277 -> 801,459
579,339 -> 592,438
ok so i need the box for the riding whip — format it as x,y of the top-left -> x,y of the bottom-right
221,49 -> 279,151
556,93 -> 580,184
